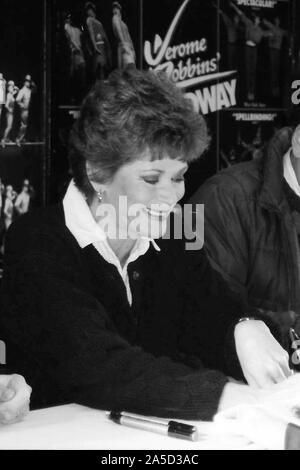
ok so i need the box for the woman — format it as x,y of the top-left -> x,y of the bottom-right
0,68 -> 295,419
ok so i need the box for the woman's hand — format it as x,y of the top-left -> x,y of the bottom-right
234,320 -> 292,388
0,374 -> 32,424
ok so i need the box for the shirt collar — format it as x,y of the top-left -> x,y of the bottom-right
63,179 -> 161,252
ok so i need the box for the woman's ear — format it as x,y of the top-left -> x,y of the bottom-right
86,161 -> 103,194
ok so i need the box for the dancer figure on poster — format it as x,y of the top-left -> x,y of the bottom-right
1,81 -> 19,148
0,178 -> 4,212
220,11 -> 240,69
220,148 -> 237,168
0,178 -> 5,252
14,180 -> 31,217
64,12 -> 86,102
112,2 -> 136,69
214,2 -> 240,70
16,75 -> 36,146
84,2 -> 112,82
3,185 -> 16,230
230,1 -> 271,102
263,17 -> 287,99
0,178 -> 4,231
239,126 -> 264,162
0,73 -> 6,124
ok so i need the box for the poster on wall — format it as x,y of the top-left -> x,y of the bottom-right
0,1 -> 44,146
293,0 -> 300,75
55,0 -> 141,106
0,0 -> 45,272
143,0 -> 233,196
143,0 -> 237,116
0,147 -> 41,263
218,0 -> 291,109
218,109 -> 287,170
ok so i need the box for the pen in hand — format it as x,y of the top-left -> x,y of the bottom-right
289,328 -> 300,367
107,411 -> 199,442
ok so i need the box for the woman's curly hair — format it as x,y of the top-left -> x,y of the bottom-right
68,67 -> 210,197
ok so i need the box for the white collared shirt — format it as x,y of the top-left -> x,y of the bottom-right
63,180 -> 160,305
283,148 -> 300,198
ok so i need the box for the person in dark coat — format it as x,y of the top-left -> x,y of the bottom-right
190,126 -> 300,387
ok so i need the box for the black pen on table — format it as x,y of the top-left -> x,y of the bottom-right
107,411 -> 199,441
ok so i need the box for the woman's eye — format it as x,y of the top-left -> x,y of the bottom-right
173,177 -> 185,183
142,178 -> 159,185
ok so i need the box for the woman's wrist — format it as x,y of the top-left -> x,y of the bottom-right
237,316 -> 262,324
234,318 -> 267,344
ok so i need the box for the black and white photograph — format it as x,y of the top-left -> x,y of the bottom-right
0,0 -> 45,281
55,0 -> 141,105
2,0 -> 300,458
218,0 -> 291,108
218,109 -> 287,169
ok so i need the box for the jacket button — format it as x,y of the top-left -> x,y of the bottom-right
132,271 -> 140,281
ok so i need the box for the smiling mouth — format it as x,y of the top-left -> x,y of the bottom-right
144,207 -> 171,220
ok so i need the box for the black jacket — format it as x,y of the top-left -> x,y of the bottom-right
190,127 -> 300,344
0,203 -> 247,420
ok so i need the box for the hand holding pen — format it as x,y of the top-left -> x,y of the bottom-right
290,328 -> 300,368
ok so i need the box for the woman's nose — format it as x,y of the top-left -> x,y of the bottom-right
157,184 -> 181,206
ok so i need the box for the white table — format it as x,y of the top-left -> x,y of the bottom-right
0,404 -> 261,450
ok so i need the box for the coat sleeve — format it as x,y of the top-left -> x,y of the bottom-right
177,247 -> 245,380
0,227 -> 228,421
189,175 -> 251,307
188,178 -> 284,372
177,246 -> 283,382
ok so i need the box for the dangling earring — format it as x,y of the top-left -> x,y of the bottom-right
97,189 -> 103,203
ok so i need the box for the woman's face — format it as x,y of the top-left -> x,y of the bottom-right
94,152 -> 187,240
